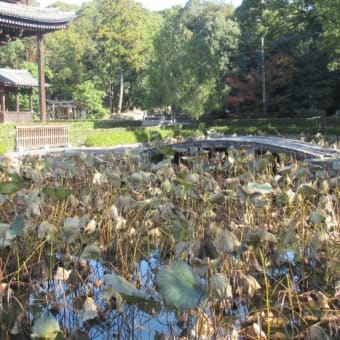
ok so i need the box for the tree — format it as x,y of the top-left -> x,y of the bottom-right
313,0 -> 340,71
96,0 -> 155,114
73,80 -> 106,117
45,1 -> 98,100
233,0 -> 340,115
147,1 -> 240,119
0,40 -> 26,67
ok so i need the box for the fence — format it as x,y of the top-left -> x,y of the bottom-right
16,125 -> 69,150
0,111 -> 33,123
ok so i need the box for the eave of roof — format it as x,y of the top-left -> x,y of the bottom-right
0,2 -> 76,24
0,68 -> 38,88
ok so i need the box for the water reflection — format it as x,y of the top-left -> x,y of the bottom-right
27,252 -> 183,339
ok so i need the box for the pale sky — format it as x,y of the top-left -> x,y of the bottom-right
39,0 -> 243,11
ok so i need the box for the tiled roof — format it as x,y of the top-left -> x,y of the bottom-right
0,2 -> 75,24
0,68 -> 38,87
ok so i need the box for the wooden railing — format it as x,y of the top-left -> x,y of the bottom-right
16,125 -> 69,150
0,111 -> 33,123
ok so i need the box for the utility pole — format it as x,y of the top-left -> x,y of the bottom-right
261,36 -> 266,114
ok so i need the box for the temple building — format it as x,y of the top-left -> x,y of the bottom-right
0,0 -> 75,122
0,68 -> 38,123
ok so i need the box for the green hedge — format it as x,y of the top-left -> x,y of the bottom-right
0,124 -> 16,155
84,127 -> 173,146
0,117 -> 338,153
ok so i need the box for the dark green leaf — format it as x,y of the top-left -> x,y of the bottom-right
0,180 -> 24,194
156,261 -> 207,311
6,215 -> 25,240
42,187 -> 72,200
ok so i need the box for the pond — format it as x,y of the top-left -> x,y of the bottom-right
0,144 -> 339,339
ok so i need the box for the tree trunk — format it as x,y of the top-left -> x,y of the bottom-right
117,69 -> 124,115
108,80 -> 115,115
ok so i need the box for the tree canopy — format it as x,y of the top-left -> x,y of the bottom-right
1,0 -> 339,118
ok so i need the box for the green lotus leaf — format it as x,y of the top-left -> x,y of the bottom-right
134,197 -> 160,210
151,159 -> 172,172
103,276 -> 160,315
111,176 -> 122,188
37,221 -> 57,240
245,182 -> 273,195
310,211 -> 325,226
157,145 -> 175,157
295,167 -> 311,179
0,223 -> 10,239
297,183 -> 318,198
184,173 -> 200,185
42,187 -> 72,201
214,228 -> 240,253
62,217 -> 81,243
129,171 -> 152,184
276,189 -> 295,206
101,286 -> 124,312
209,273 -> 233,300
53,159 -> 75,171
0,180 -> 24,195
5,215 -> 25,240
161,178 -> 173,193
250,158 -> 270,172
209,192 -> 225,204
244,230 -> 277,246
156,261 -> 207,311
305,324 -> 330,340
313,230 -> 330,245
80,244 -> 102,259
104,272 -> 148,303
31,315 -> 60,339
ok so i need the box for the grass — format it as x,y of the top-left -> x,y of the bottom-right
0,124 -> 16,154
0,117 -> 339,153
84,127 -> 173,146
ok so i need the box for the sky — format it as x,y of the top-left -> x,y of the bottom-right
39,0 -> 243,11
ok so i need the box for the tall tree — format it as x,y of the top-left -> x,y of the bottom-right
147,0 -> 240,119
45,1 -> 98,100
313,0 -> 340,71
96,0 -> 155,114
233,0 -> 339,115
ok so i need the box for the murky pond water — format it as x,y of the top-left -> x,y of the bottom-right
1,146 -> 339,339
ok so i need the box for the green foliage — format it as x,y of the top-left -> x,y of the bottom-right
314,0 -> 340,71
84,127 -> 173,146
0,0 -> 339,118
0,40 -> 25,67
0,144 -> 6,155
45,2 -> 99,99
73,81 -> 106,118
42,187 -> 73,201
233,0 -> 340,115
156,261 -> 207,311
96,0 -> 158,113
0,124 -> 15,153
147,1 -> 240,118
5,215 -> 25,240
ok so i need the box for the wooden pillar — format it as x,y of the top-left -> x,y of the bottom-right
16,89 -> 20,112
37,33 -> 47,122
29,88 -> 33,112
0,88 -> 4,113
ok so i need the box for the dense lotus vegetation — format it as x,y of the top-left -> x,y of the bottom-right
0,142 -> 339,339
